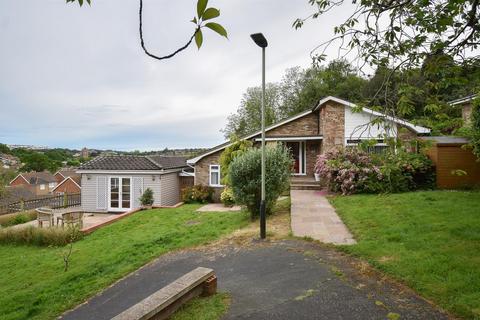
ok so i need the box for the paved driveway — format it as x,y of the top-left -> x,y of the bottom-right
61,240 -> 449,320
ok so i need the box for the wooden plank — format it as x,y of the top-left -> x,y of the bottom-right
111,267 -> 215,320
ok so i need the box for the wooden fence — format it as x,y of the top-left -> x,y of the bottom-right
0,193 -> 81,214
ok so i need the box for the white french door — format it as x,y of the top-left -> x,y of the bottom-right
108,177 -> 132,212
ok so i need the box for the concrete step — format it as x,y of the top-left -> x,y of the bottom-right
290,184 -> 323,190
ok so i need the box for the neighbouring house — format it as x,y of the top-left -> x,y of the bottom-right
9,171 -> 58,196
0,153 -> 19,169
77,155 -> 189,213
187,96 -> 430,200
422,136 -> 480,189
449,94 -> 477,126
52,169 -> 82,195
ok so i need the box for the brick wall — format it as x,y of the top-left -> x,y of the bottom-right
462,103 -> 473,125
52,179 -> 81,194
194,151 -> 223,201
306,140 -> 321,176
320,102 -> 345,152
265,112 -> 319,136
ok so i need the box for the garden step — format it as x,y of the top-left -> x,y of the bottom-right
291,184 -> 323,190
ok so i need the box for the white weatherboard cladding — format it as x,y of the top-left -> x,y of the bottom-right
81,173 -> 162,212
160,172 -> 180,206
96,176 -> 107,210
132,177 -> 144,208
344,107 -> 398,140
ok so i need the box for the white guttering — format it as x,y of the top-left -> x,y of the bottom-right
254,136 -> 323,142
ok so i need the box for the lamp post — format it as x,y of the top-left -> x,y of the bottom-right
250,33 -> 268,239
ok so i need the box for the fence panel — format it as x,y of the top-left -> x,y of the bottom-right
1,193 -> 81,214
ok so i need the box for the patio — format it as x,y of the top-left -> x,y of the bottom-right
10,207 -> 118,231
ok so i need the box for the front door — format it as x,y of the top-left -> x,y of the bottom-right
285,141 -> 306,175
109,177 -> 131,212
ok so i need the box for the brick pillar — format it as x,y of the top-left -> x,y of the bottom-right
320,102 -> 345,153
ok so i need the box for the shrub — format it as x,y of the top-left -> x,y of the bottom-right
0,210 -> 37,227
139,188 -> 155,206
219,137 -> 253,185
0,226 -> 83,246
220,187 -> 235,207
182,185 -> 214,204
230,144 -> 291,219
315,148 -> 435,195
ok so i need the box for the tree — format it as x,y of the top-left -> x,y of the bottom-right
229,144 -> 291,219
223,60 -> 368,138
294,0 -> 480,120
67,0 -> 228,61
222,83 -> 282,138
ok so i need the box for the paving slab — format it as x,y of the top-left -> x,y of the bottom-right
291,190 -> 356,245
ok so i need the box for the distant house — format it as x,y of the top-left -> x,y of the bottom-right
449,94 -> 477,125
0,153 -> 19,169
9,171 -> 58,196
188,96 -> 430,200
52,170 -> 81,195
77,156 -> 189,213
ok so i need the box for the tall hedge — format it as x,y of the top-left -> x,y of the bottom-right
229,144 -> 291,219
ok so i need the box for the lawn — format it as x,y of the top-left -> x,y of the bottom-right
0,204 -> 249,320
330,190 -> 480,319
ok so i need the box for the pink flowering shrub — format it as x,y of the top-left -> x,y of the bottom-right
315,148 -> 435,195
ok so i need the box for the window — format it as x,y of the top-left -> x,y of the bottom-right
209,165 -> 221,186
49,182 -> 56,189
39,184 -> 45,190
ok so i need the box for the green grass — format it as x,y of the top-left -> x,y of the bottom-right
330,190 -> 480,319
171,293 -> 231,320
0,204 -> 249,320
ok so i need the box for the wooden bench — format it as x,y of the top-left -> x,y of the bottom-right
111,267 -> 217,320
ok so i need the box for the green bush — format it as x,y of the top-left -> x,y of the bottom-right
139,188 -> 155,206
0,226 -> 83,246
220,187 -> 235,207
219,137 -> 253,185
0,210 -> 37,227
182,185 -> 214,204
229,144 -> 291,219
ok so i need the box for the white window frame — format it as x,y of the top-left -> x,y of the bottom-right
108,176 -> 133,212
209,165 -> 222,187
39,184 -> 46,190
48,182 -> 56,189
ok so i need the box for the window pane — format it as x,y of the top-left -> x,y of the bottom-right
122,200 -> 130,208
111,200 -> 119,208
211,172 -> 219,185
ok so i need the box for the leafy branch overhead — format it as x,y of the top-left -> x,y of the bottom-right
67,0 -> 227,60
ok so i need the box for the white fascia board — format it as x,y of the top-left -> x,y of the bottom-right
314,96 -> 431,134
254,136 -> 323,141
187,109 -> 313,164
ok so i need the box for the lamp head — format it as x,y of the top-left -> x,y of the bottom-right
250,33 -> 268,48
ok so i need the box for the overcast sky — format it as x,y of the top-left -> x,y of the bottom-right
0,0 -> 354,151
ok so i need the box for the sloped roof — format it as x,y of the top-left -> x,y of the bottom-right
21,172 -> 57,184
147,156 -> 189,169
52,176 -> 82,192
78,155 -> 187,171
449,94 -> 478,106
187,96 -> 431,165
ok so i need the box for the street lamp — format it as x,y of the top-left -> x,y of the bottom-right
250,33 -> 268,239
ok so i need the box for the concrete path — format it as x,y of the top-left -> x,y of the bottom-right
291,190 -> 356,245
196,203 -> 242,212
61,240 -> 449,320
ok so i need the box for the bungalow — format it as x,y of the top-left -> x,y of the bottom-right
187,96 -> 430,199
9,171 -> 58,196
77,155 -> 189,213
